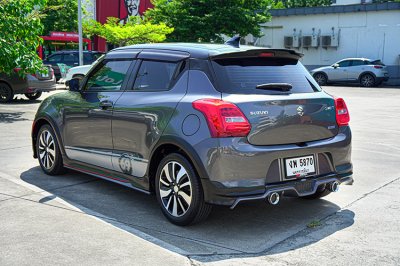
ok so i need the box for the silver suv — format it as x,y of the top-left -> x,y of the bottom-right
310,58 -> 389,87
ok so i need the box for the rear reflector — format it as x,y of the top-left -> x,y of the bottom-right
192,99 -> 251,138
334,97 -> 350,126
374,65 -> 383,69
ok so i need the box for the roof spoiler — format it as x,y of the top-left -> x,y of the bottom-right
211,49 -> 303,60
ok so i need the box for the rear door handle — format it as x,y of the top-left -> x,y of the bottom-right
99,100 -> 113,109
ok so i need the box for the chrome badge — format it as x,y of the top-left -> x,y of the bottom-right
297,106 -> 304,116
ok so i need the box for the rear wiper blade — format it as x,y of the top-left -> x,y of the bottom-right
256,83 -> 293,92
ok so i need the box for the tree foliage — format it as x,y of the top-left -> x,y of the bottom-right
145,0 -> 273,43
0,0 -> 47,75
274,0 -> 332,8
83,17 -> 174,46
41,0 -> 78,35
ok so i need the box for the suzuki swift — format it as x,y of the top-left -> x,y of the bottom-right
32,39 -> 353,225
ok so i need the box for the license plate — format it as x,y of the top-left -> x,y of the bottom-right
285,155 -> 316,178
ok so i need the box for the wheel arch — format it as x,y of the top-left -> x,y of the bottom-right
358,71 -> 376,81
147,136 -> 209,193
313,71 -> 328,80
0,80 -> 13,90
32,116 -> 65,159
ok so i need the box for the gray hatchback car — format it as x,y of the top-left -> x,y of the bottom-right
31,40 -> 353,225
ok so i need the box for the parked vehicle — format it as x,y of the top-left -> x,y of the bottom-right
310,58 -> 389,87
42,51 -> 104,80
63,55 -> 105,85
0,66 -> 56,103
32,39 -> 353,225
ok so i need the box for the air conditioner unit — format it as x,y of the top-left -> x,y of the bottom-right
321,35 -> 339,48
284,36 -> 293,48
302,36 -> 312,48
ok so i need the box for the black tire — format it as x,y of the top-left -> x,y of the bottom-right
360,73 -> 375,87
313,72 -> 328,86
25,92 -> 42,100
0,82 -> 14,103
36,124 -> 66,175
155,153 -> 212,226
301,184 -> 331,199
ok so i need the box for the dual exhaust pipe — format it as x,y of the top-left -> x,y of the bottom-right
266,181 -> 340,206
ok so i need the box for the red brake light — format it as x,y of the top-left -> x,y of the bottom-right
334,97 -> 350,127
192,99 -> 251,138
373,65 -> 383,69
259,52 -> 274,57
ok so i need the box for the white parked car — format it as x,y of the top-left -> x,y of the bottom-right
310,58 -> 389,87
64,55 -> 104,85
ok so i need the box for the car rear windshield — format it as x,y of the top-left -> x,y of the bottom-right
211,57 -> 321,94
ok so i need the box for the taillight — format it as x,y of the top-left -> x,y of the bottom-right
192,99 -> 251,138
334,97 -> 350,126
374,65 -> 383,69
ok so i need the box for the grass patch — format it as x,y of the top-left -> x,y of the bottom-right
307,220 -> 322,228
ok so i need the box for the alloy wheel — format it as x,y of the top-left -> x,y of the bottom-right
0,84 -> 12,103
158,161 -> 192,217
38,130 -> 56,170
361,74 -> 374,87
314,73 -> 327,85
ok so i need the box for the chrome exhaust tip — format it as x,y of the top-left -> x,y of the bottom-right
328,181 -> 340,192
267,192 -> 280,205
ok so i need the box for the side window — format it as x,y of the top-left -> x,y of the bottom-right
84,60 -> 132,91
63,53 -> 79,64
351,60 -> 364,67
338,60 -> 351,67
133,61 -> 178,91
47,54 -> 62,62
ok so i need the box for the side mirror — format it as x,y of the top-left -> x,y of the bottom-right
68,78 -> 81,92
333,63 -> 339,69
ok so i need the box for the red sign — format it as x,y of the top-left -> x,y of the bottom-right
50,32 -> 79,39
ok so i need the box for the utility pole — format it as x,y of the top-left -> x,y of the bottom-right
78,0 -> 83,66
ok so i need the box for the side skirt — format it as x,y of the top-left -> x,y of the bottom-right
63,162 -> 151,195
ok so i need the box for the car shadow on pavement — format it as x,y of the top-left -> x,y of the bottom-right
20,166 -> 355,260
0,112 -> 28,123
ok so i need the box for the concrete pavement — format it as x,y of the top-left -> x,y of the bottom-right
0,86 -> 399,265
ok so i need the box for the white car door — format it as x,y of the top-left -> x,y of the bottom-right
327,60 -> 351,81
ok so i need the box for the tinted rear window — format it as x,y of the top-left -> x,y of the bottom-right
212,57 -> 321,94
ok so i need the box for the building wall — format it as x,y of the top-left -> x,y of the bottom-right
258,10 -> 400,84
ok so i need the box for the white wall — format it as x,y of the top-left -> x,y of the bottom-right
256,10 -> 400,82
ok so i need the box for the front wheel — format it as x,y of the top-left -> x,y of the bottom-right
25,92 -> 42,100
36,124 -> 66,175
155,153 -> 212,226
313,73 -> 327,86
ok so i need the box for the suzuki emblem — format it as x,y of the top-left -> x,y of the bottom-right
297,106 -> 304,116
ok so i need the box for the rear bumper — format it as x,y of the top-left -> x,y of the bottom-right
27,78 -> 56,92
230,173 -> 353,208
197,126 -> 352,205
376,76 -> 389,83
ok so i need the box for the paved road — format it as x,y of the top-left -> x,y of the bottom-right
0,87 -> 399,265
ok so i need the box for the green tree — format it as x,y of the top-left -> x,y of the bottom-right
145,0 -> 273,43
274,0 -> 332,8
0,0 -> 47,75
41,0 -> 78,35
83,17 -> 174,46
